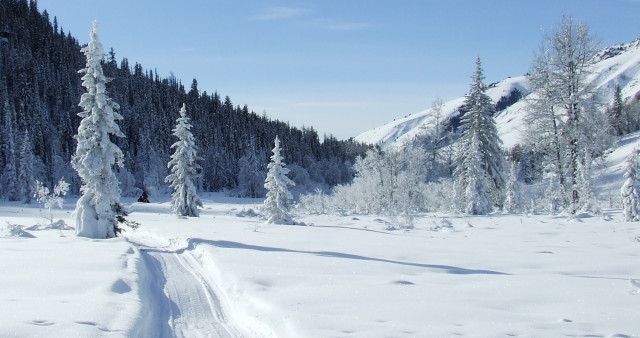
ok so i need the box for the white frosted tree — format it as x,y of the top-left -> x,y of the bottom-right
544,163 -> 565,214
528,16 -> 605,214
34,179 -> 69,226
503,162 -> 522,213
263,136 -> 295,224
166,103 -> 202,217
621,148 -> 640,222
462,133 -> 493,215
72,21 -> 125,239
454,57 -> 505,213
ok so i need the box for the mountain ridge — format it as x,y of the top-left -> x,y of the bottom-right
355,38 -> 640,150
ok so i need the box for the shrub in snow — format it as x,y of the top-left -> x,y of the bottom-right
34,179 -> 69,226
1,222 -> 34,238
166,103 -> 203,217
544,164 -> 565,214
503,162 -> 522,214
577,152 -> 599,214
263,136 -> 295,224
72,21 -> 127,238
621,148 -> 640,221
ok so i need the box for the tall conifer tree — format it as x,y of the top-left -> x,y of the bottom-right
453,57 -> 505,214
263,136 -> 295,224
166,103 -> 202,217
72,21 -> 125,238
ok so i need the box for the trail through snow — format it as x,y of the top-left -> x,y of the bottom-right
132,235 -> 239,338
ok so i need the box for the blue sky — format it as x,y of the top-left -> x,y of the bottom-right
37,0 -> 640,139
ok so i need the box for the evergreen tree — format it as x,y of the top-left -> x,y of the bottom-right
1,100 -> 19,201
453,57 -> 505,213
609,84 -> 625,135
263,136 -> 295,224
463,133 -> 493,215
622,148 -> 640,222
72,21 -> 125,239
166,103 -> 202,217
18,130 -> 35,203
237,139 -> 266,198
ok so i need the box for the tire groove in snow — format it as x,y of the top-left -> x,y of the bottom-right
134,239 -> 238,338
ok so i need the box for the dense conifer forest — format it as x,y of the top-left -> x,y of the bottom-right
0,0 -> 370,200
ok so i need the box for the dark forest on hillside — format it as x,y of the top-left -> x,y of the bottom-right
0,0 -> 370,200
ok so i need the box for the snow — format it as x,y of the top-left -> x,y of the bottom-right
2,132 -> 640,337
2,182 -> 640,336
0,205 -> 141,337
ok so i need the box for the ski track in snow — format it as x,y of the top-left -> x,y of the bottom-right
133,237 -> 237,338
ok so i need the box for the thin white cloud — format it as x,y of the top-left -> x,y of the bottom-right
324,22 -> 371,31
250,6 -> 310,21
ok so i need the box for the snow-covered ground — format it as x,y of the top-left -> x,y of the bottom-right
2,132 -> 640,337
2,188 -> 640,337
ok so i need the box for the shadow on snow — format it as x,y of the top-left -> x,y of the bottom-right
143,238 -> 511,276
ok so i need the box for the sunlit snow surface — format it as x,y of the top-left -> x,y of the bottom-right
2,183 -> 640,337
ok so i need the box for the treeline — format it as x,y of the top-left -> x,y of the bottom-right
0,0 -> 370,200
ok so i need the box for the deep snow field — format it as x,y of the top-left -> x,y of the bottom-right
2,135 -> 640,338
1,191 -> 639,338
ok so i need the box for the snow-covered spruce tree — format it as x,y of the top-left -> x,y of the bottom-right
166,103 -> 203,217
72,21 -> 126,238
18,131 -> 35,203
1,102 -> 19,201
462,133 -> 493,215
263,136 -> 295,224
609,84 -> 625,136
453,57 -> 505,213
621,148 -> 640,221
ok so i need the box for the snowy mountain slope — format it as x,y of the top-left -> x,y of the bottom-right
596,131 -> 640,204
356,38 -> 640,149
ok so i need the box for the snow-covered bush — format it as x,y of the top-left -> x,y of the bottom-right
299,146 -> 432,219
34,179 -> 69,226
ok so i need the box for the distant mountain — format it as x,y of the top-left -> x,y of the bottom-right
355,38 -> 640,150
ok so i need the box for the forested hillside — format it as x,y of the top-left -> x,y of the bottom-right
0,0 -> 369,200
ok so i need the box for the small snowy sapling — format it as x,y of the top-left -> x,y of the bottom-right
34,179 -> 69,226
